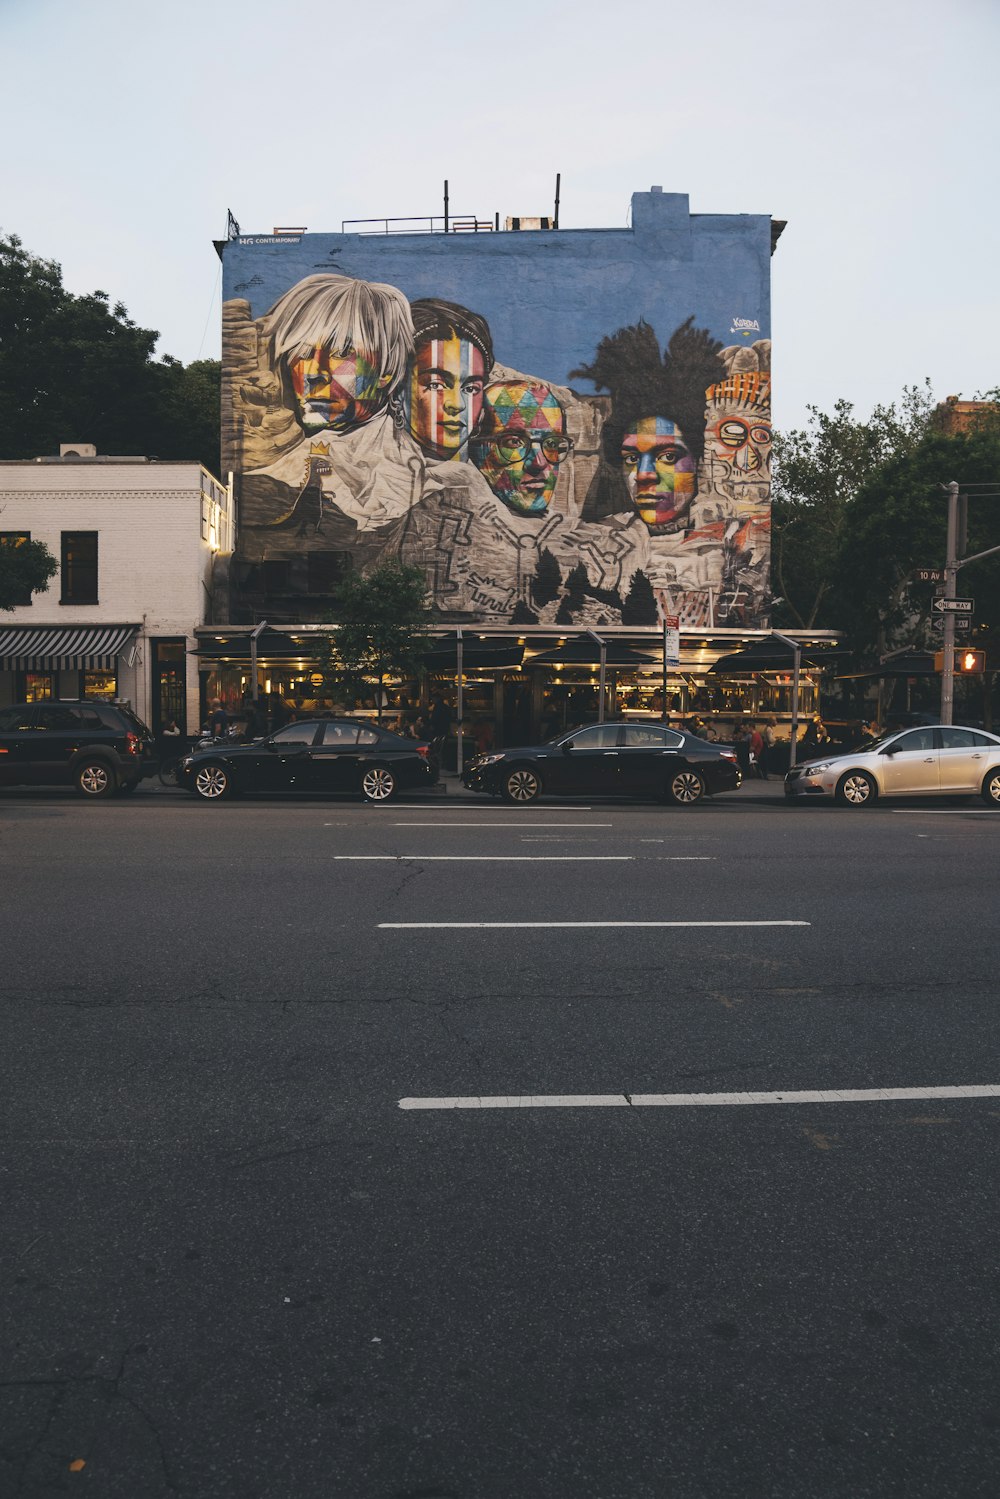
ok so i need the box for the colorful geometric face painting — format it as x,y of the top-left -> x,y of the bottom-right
261,273 -> 413,436
405,299 -> 494,462
288,347 -> 390,434
472,382 -> 571,515
221,197 -> 772,630
619,415 -> 696,532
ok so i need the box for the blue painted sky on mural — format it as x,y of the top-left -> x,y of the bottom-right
2,0 -> 997,434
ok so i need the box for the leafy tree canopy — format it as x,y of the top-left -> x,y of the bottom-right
771,383 -> 935,629
836,422 -> 1000,657
0,534 -> 58,611
0,231 -> 220,473
319,561 -> 432,711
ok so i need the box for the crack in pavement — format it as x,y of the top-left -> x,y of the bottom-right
2,1346 -> 177,1495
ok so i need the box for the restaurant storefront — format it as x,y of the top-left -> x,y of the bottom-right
193,623 -> 844,761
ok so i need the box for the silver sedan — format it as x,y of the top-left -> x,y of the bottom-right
784,725 -> 1000,807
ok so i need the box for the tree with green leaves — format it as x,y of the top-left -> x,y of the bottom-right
835,421 -> 1000,724
0,533 -> 58,611
318,561 -> 431,719
771,383 -> 935,629
0,231 -> 220,472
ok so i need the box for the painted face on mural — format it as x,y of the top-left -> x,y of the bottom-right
406,335 -> 487,461
704,376 -> 772,497
472,383 -> 571,515
620,416 -> 697,531
289,346 -> 391,434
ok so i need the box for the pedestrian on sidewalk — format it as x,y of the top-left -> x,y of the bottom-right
759,718 -> 776,779
748,721 -> 765,778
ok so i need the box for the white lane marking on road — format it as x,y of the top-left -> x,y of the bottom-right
399,1085 -> 1000,1111
332,855 -> 634,861
402,805 -> 594,812
379,920 -> 809,929
656,857 -> 715,861
392,822 -> 613,828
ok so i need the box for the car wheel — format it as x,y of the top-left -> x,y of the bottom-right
361,764 -> 397,803
667,769 -> 705,806
502,766 -> 542,803
193,761 -> 232,801
836,770 -> 877,807
981,768 -> 1000,807
76,760 -> 115,798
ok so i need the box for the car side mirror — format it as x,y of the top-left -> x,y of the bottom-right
562,740 -> 574,754
880,744 -> 896,756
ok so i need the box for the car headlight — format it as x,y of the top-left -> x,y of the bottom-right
805,762 -> 832,775
180,756 -> 195,769
476,754 -> 506,766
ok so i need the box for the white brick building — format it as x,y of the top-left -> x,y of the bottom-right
0,447 -> 233,734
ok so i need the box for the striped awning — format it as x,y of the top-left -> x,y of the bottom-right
0,623 -> 138,671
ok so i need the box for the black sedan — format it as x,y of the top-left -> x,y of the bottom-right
180,718 -> 438,803
462,721 -> 741,805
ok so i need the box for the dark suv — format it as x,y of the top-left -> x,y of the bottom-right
0,700 -> 156,797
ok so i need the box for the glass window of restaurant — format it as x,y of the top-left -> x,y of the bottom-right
83,670 -> 117,703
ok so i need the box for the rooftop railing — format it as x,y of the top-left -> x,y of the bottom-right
340,214 -> 497,235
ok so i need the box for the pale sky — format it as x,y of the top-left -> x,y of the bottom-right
2,0 -> 997,434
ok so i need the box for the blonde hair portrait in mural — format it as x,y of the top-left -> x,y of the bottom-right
262,272 -> 414,436
233,274 -> 432,559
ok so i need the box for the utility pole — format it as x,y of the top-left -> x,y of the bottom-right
940,479 -> 1000,725
940,481 -> 959,725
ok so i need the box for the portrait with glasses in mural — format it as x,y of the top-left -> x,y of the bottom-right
471,382 -> 574,516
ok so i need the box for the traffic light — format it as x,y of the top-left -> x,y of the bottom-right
933,649 -> 986,673
957,648 -> 986,674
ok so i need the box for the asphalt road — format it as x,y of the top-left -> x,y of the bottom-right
2,781 -> 999,1498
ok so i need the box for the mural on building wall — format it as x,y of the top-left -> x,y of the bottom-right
224,236 -> 771,626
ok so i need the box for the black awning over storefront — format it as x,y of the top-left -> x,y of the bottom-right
527,641 -> 657,669
424,641 -> 525,671
836,650 -> 939,680
709,639 -> 849,675
0,623 -> 137,671
192,628 -> 316,663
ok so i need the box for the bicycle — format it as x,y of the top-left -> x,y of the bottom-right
157,746 -> 185,787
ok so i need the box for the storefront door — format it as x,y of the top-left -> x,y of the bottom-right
152,639 -> 187,736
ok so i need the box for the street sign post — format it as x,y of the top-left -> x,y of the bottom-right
914,568 -> 945,583
932,596 -> 974,614
934,614 -> 972,633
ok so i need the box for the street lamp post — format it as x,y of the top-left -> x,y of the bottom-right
770,630 -> 802,769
